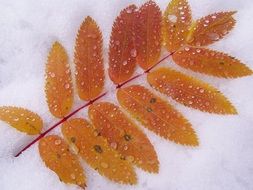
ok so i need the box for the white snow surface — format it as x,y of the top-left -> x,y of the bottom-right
0,0 -> 253,189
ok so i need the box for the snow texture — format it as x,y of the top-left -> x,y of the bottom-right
0,0 -> 253,189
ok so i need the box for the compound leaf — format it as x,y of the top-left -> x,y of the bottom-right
39,135 -> 86,188
148,67 -> 237,114
62,118 -> 137,184
108,5 -> 138,84
45,42 -> 73,118
173,47 -> 252,78
74,16 -> 104,101
0,106 -> 43,135
89,102 -> 159,173
117,85 -> 198,146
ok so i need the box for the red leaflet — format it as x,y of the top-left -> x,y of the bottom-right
108,5 -> 138,84
117,85 -> 198,146
74,16 -> 104,100
135,0 -> 162,70
89,102 -> 159,173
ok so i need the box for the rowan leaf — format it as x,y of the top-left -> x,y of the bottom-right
173,47 -> 253,78
163,0 -> 192,52
88,102 -> 159,173
0,106 -> 43,135
135,0 -> 162,70
45,42 -> 74,118
117,85 -> 198,146
108,5 -> 138,84
148,67 -> 237,114
74,16 -> 104,100
39,135 -> 86,188
187,11 -> 236,46
62,118 -> 137,184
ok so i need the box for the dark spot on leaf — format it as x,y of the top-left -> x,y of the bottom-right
219,61 -> 225,65
146,107 -> 153,112
70,137 -> 76,143
94,145 -> 103,153
57,153 -> 61,159
150,98 -> 156,103
124,134 -> 132,141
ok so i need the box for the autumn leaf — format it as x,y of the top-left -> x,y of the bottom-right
45,42 -> 73,118
117,85 -> 198,146
187,12 -> 236,46
172,47 -> 252,78
135,0 -> 162,70
148,67 -> 237,114
62,118 -> 137,184
39,135 -> 86,188
74,16 -> 104,101
88,102 -> 159,173
108,5 -> 138,84
0,106 -> 42,135
163,0 -> 192,52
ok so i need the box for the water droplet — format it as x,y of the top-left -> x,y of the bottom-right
55,139 -> 62,145
130,49 -> 137,57
50,72 -> 55,78
123,60 -> 127,66
208,33 -> 220,41
65,83 -> 70,89
126,9 -> 132,14
184,47 -> 190,51
70,173 -> 76,180
110,142 -> 118,150
126,155 -> 135,162
199,89 -> 205,93
168,15 -> 177,23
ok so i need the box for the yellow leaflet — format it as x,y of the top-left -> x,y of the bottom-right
0,106 -> 42,135
62,118 -> 137,184
187,12 -> 236,46
45,42 -> 73,118
117,85 -> 198,146
89,102 -> 159,173
148,67 -> 237,114
163,0 -> 192,52
39,135 -> 86,188
173,47 -> 252,78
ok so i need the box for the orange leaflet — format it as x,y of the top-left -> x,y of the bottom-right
148,68 -> 237,114
187,12 -> 236,46
62,118 -> 137,184
117,85 -> 198,146
39,135 -> 86,188
88,102 -> 159,173
173,47 -> 252,78
108,5 -> 138,84
135,0 -> 162,70
74,16 -> 104,101
45,42 -> 73,118
0,106 -> 43,135
163,0 -> 192,52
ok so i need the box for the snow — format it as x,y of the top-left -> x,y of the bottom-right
0,0 -> 253,189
